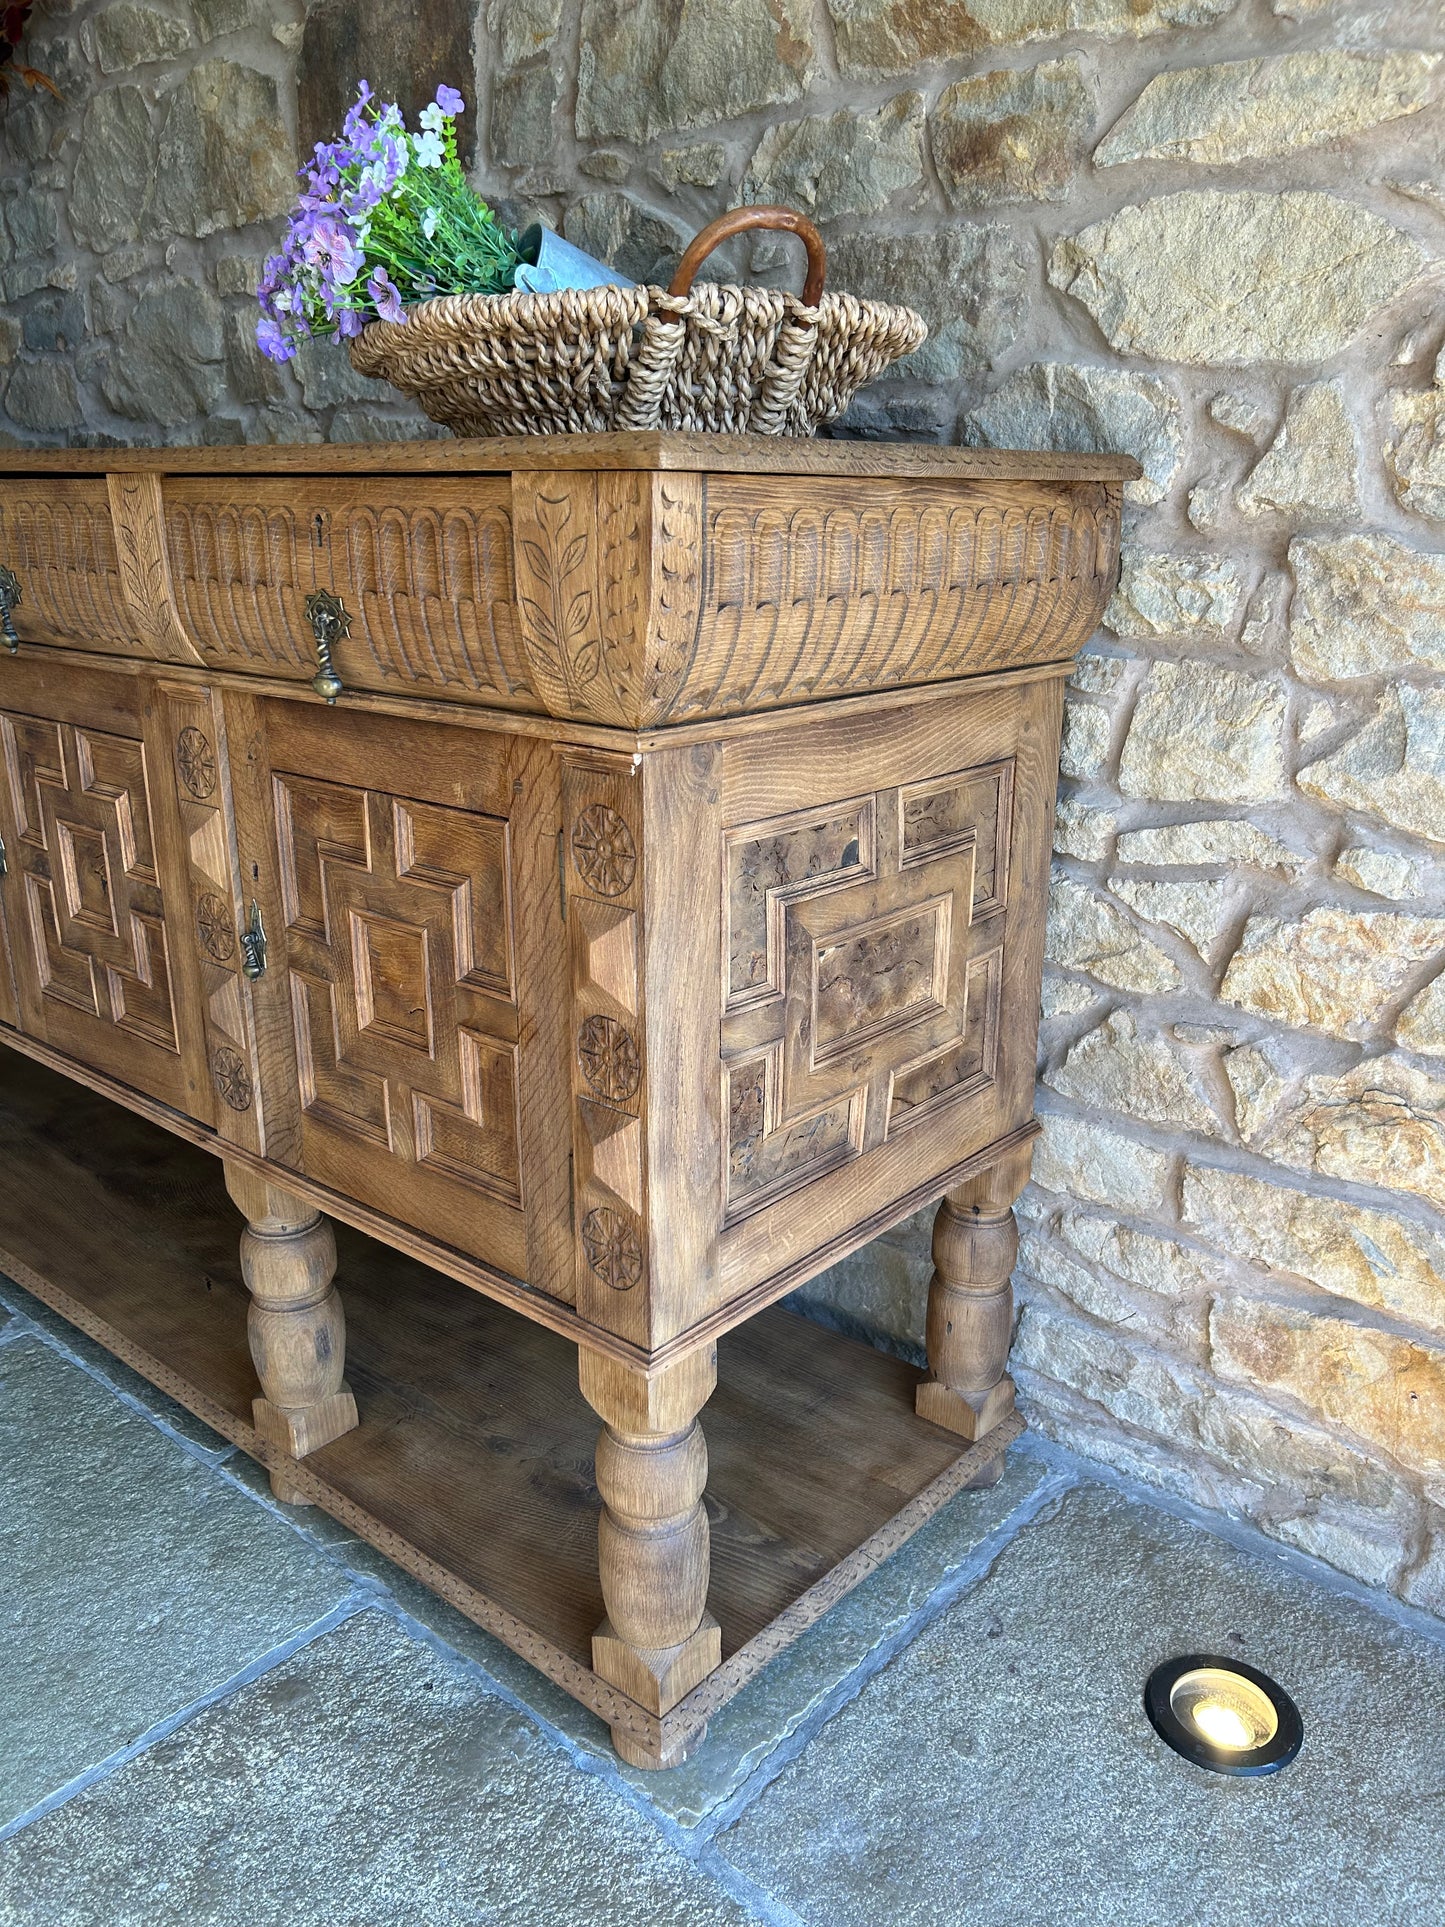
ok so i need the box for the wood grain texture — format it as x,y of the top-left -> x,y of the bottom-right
0,432 -> 1140,482
0,656 -> 212,1119
0,1049 -> 1017,1765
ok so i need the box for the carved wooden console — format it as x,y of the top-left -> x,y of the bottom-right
0,433 -> 1131,1766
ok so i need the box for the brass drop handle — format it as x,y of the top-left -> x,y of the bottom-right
239,900 -> 266,980
669,205 -> 827,307
304,589 -> 349,704
0,565 -> 22,654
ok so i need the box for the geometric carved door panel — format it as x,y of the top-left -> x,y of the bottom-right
271,765 -> 525,1273
721,759 -> 1011,1226
0,696 -> 207,1116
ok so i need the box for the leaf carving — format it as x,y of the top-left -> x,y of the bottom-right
517,488 -> 600,692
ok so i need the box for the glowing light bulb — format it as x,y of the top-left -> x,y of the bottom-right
1192,1700 -> 1253,1750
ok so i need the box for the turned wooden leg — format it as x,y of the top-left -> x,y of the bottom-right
916,1142 -> 1032,1452
223,1163 -> 358,1504
580,1346 -> 720,1767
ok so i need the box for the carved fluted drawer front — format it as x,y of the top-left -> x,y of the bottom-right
233,698 -> 569,1291
0,480 -> 136,655
0,657 -> 211,1117
161,479 -> 535,709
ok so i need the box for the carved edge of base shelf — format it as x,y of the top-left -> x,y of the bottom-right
224,1161 -> 359,1504
915,1140 -> 1032,1467
579,1345 -> 721,1766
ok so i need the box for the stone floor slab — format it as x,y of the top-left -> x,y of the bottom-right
0,1275 -> 231,1458
717,1481 -> 1445,1927
326,1450 -> 1054,1828
0,1337 -> 354,1828
0,1610 -> 759,1927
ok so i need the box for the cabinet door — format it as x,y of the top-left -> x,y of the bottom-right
0,660 -> 211,1118
230,696 -> 569,1290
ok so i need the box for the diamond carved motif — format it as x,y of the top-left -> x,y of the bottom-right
721,761 -> 1012,1222
275,773 -> 521,1203
1,713 -> 180,1052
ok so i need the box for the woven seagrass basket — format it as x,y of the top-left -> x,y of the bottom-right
348,206 -> 927,438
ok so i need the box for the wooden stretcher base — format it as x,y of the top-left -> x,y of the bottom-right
0,1047 -> 1020,1764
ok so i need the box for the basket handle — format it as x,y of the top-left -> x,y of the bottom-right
669,206 -> 827,306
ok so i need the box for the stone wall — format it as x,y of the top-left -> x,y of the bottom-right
3,0 -> 1443,1614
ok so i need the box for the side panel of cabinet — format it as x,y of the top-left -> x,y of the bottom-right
0,658 -> 213,1121
225,697 -> 571,1293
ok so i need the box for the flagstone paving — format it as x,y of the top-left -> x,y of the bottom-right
2,1273 -> 1441,1927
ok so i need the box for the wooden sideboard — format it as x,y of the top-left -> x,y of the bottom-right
0,432 -> 1131,1766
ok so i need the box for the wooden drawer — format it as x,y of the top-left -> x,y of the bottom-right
0,657 -> 212,1119
226,695 -> 571,1293
0,478 -> 137,655
162,478 -> 537,711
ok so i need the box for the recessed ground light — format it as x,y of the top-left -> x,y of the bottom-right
1144,1654 -> 1302,1776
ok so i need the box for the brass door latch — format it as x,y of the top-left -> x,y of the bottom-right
239,899 -> 267,980
304,590 -> 349,704
0,565 -> 22,653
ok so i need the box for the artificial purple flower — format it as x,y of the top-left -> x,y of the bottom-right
300,215 -> 364,284
434,84 -> 464,117
256,314 -> 295,363
334,307 -> 364,339
367,268 -> 405,323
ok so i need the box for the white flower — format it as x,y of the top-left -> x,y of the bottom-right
422,207 -> 438,240
413,129 -> 444,169
419,103 -> 445,136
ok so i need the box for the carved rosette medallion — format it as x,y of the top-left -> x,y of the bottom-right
212,1045 -> 253,1111
581,1206 -> 643,1291
577,1014 -> 641,1104
571,804 -> 636,898
195,892 -> 236,964
175,726 -> 217,799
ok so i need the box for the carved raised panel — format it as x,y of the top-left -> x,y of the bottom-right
0,481 -> 136,654
721,759 -> 1013,1223
0,712 -> 179,1052
274,772 -> 521,1206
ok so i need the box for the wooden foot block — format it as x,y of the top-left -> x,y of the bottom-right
915,1373 -> 1015,1442
592,1611 -> 721,1716
610,1720 -> 707,1771
252,1385 -> 358,1459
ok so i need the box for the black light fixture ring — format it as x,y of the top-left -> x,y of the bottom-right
1144,1652 -> 1303,1777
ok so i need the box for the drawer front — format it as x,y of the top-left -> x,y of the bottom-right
0,660 -> 212,1118
163,479 -> 537,710
233,699 -> 569,1292
0,479 -> 137,655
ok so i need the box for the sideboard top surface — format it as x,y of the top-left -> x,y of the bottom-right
0,429 -> 1141,483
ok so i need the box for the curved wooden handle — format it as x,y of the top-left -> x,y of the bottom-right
669,206 -> 826,306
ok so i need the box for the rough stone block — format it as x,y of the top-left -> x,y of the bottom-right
1096,51 -> 1439,166
1182,1163 -> 1445,1334
1237,381 -> 1360,523
1045,875 -> 1180,992
1050,191 -> 1425,364
931,57 -> 1093,209
742,92 -> 925,222
1118,661 -> 1286,804
1289,530 -> 1445,681
576,0 -> 816,143
1300,684 -> 1445,846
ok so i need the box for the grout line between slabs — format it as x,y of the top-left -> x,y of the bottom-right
688,1467 -> 1081,1848
1017,1432 -> 1445,1655
0,1596 -> 378,1846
